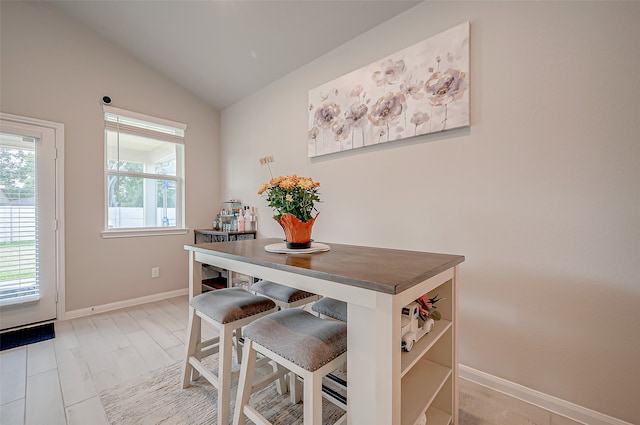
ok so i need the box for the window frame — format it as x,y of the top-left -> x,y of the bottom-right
101,106 -> 188,239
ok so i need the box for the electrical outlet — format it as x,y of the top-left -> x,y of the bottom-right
151,267 -> 160,278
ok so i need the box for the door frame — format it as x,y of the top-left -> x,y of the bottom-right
0,112 -> 66,325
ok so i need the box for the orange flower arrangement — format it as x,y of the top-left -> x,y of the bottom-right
258,174 -> 320,222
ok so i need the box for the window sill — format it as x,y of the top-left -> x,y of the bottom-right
101,228 -> 189,239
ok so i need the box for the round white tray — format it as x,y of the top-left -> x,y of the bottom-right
264,242 -> 331,254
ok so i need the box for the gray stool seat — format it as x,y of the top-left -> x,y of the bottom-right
244,309 -> 347,372
251,280 -> 320,309
312,297 -> 347,322
190,287 -> 276,324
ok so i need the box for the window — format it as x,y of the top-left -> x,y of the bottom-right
0,134 -> 38,304
102,106 -> 187,238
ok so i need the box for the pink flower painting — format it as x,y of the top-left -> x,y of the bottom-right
308,22 -> 469,157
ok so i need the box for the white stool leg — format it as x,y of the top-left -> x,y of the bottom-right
303,369 -> 323,425
273,362 -> 288,396
233,339 -> 258,425
290,372 -> 302,403
218,323 -> 234,425
234,326 -> 243,364
182,306 -> 201,388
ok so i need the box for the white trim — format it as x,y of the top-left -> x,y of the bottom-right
102,105 -> 187,131
101,227 -> 189,238
459,364 -> 633,425
0,112 -> 66,323
64,287 -> 188,320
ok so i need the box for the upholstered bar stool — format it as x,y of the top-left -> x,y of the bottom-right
251,279 -> 320,310
251,279 -> 321,403
311,297 -> 348,398
311,297 -> 347,322
182,287 -> 279,425
233,309 -> 347,425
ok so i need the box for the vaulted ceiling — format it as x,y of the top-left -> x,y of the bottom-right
51,1 -> 420,110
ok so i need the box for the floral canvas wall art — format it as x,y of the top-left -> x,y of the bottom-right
308,22 -> 470,158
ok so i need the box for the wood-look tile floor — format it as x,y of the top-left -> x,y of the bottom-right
0,295 -> 580,425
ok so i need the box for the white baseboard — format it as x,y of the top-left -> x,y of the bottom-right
63,288 -> 189,320
459,364 -> 632,425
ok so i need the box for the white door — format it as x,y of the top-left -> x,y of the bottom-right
0,117 -> 59,330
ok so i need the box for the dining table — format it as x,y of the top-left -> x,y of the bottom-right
184,237 -> 464,425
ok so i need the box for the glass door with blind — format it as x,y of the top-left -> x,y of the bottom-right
0,118 -> 59,331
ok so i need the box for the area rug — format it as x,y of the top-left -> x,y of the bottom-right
0,323 -> 55,351
99,356 -> 345,425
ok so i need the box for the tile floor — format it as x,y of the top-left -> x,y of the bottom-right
0,295 -> 581,425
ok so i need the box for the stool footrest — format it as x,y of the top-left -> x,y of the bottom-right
250,365 -> 289,393
201,345 -> 220,359
243,404 -> 270,425
188,357 -> 220,387
325,373 -> 347,389
322,384 -> 347,409
201,336 -> 220,347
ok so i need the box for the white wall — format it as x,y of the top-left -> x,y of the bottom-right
0,2 -> 220,311
221,1 -> 640,423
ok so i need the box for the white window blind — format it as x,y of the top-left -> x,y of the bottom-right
104,106 -> 186,144
0,134 -> 39,305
